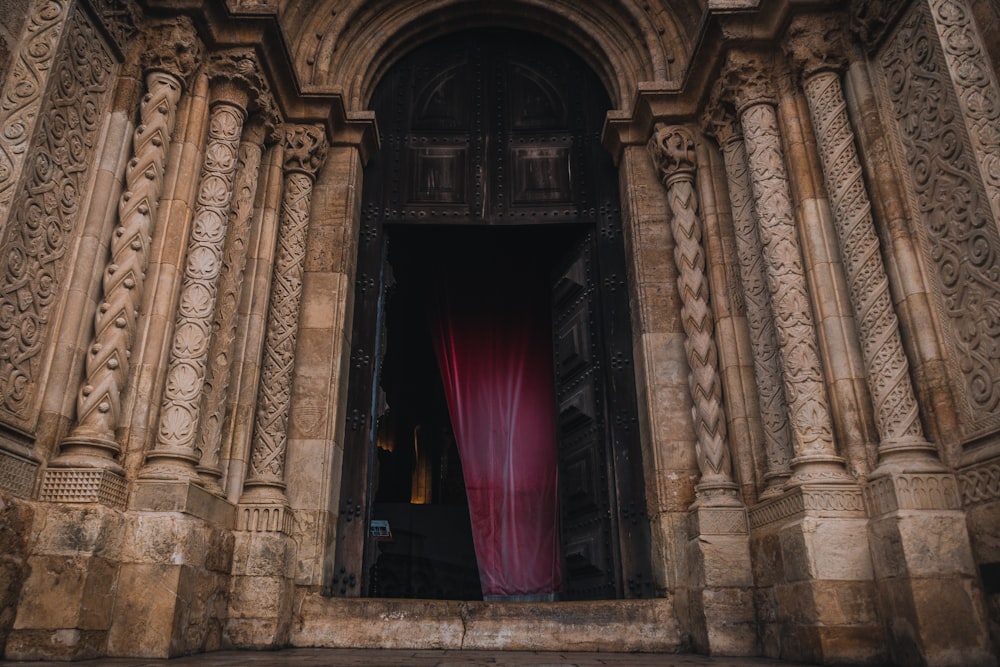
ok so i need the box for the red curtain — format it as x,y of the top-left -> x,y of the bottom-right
427,256 -> 562,598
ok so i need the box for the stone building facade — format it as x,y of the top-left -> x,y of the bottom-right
0,0 -> 998,664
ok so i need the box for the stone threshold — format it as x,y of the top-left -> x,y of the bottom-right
291,592 -> 683,653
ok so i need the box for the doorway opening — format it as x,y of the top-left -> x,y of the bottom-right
331,29 -> 653,602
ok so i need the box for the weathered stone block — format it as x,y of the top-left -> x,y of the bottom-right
106,563 -> 184,658
4,628 -> 106,661
869,510 -> 977,579
231,531 -> 293,577
750,528 -> 786,587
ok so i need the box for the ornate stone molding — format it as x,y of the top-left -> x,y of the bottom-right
54,17 -> 203,476
703,97 -> 794,498
195,118 -> 268,492
649,124 -> 739,506
958,458 -> 1000,506
82,0 -> 140,55
749,483 -> 866,529
688,506 -> 748,538
243,123 -> 328,500
0,0 -> 73,241
237,502 -> 293,534
787,15 -> 937,473
39,468 -> 127,508
0,448 -> 38,497
718,50 -> 778,114
718,51 -> 849,485
0,5 -> 115,432
850,0 -> 911,52
863,471 -> 961,516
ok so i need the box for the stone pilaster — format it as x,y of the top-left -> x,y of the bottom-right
42,17 -> 202,506
194,117 -> 272,493
649,124 -> 755,655
140,50 -> 265,488
228,123 -> 327,649
702,102 -> 794,499
720,49 -> 882,664
788,15 -> 994,665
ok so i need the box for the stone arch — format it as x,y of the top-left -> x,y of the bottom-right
284,0 -> 699,111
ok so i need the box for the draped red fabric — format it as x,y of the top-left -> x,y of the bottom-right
427,257 -> 562,597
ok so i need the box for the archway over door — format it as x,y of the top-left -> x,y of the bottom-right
332,29 -> 652,601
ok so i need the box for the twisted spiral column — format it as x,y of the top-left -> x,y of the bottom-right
241,124 -> 328,502
703,105 -> 795,496
650,124 -> 740,505
54,18 -> 202,470
786,17 -> 937,469
721,51 -> 851,485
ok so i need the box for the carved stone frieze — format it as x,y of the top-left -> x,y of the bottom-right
0,4 -> 115,432
703,98 -> 794,498
879,1 -> 1000,438
719,52 -> 846,483
850,0 -> 911,52
0,448 -> 37,496
237,502 -> 293,534
749,484 -> 866,529
244,124 -> 328,496
688,506 -> 748,537
789,16 -> 933,465
39,467 -> 127,507
958,458 -> 1000,505
57,16 -> 203,470
0,0 -> 72,229
863,471 -> 961,515
649,124 -> 738,504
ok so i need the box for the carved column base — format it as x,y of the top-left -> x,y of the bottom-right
693,478 -> 744,508
748,484 -> 886,664
39,467 -> 127,509
685,505 -> 757,655
864,471 -> 994,666
0,445 -> 40,496
226,527 -> 295,648
130,479 -> 235,525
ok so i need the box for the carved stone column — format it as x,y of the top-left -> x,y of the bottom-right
720,52 -> 851,486
702,103 -> 795,498
41,18 -> 202,505
649,123 -> 755,655
141,51 -> 265,484
787,15 -> 993,665
239,123 -> 328,516
194,116 -> 272,493
649,124 -> 740,507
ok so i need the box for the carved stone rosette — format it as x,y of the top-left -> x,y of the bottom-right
786,15 -> 937,469
54,17 -> 203,472
143,50 -> 268,481
242,123 -> 328,502
703,101 -> 794,497
194,118 -> 269,491
719,51 -> 849,484
650,124 -> 740,505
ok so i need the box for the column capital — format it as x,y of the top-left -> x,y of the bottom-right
141,16 -> 203,89
205,48 -> 273,113
649,123 -> 697,186
281,123 -> 329,179
784,13 -> 850,83
700,86 -> 741,146
719,50 -> 778,114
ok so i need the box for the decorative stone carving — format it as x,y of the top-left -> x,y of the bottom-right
0,5 -> 115,433
850,0 -> 910,50
81,0 -> 140,55
958,459 -> 1000,505
39,467 -> 127,507
880,2 -> 1000,439
237,503 -> 293,533
243,123 -> 328,500
649,123 -> 739,506
786,14 -> 936,467
53,17 -> 203,474
0,448 -> 37,496
0,0 -> 72,243
143,51 -> 268,481
718,51 -> 849,485
748,484 -> 866,529
195,118 -> 269,491
863,471 -> 961,515
703,100 -> 794,498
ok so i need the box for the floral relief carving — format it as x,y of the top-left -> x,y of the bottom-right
0,0 -> 71,226
703,101 -> 794,496
84,0 -> 140,54
880,2 -> 1000,437
246,123 -> 327,491
0,5 -> 114,431
61,17 -> 202,462
649,124 -> 737,503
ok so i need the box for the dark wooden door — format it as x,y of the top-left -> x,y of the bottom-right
331,30 -> 652,600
